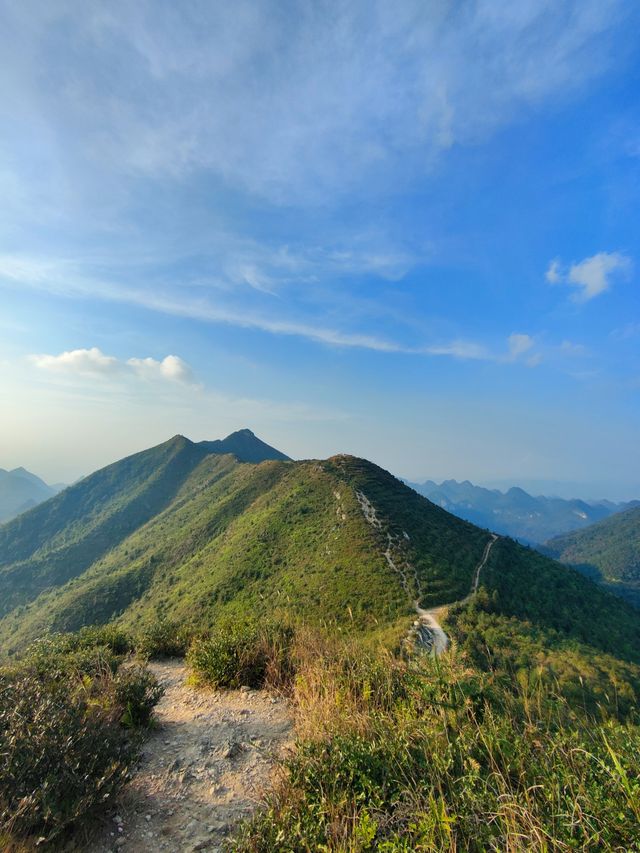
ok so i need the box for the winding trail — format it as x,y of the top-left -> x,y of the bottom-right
413,532 -> 499,653
87,660 -> 292,853
469,533 -> 499,596
355,488 -> 499,656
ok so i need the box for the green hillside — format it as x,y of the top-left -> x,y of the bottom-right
0,430 -> 287,623
3,434 -> 640,850
545,505 -> 640,607
1,435 -> 639,687
0,446 -> 494,654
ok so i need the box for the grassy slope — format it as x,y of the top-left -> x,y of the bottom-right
0,455 -> 493,654
481,537 -> 640,663
2,448 -> 640,687
544,505 -> 640,607
443,535 -> 640,720
0,435 -> 210,618
545,504 -> 640,580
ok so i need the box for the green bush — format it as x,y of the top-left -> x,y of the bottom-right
114,665 -> 164,728
187,621 -> 294,689
0,628 -> 162,844
0,672 -> 130,842
135,618 -> 192,659
14,625 -> 134,682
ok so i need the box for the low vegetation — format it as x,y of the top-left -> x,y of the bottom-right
1,436 -> 640,849
187,619 -> 295,690
2,600 -> 640,851
0,627 -> 163,847
231,624 -> 640,852
236,650 -> 640,851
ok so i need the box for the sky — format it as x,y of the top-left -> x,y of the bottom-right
0,0 -> 639,500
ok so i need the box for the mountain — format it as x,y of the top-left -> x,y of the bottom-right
409,477 -> 631,543
199,428 -> 290,463
544,505 -> 640,607
0,429 -> 288,627
1,433 -> 639,677
0,466 -> 65,524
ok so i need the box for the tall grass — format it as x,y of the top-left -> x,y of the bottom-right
233,630 -> 640,852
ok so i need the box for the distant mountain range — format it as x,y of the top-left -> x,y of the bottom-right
544,505 -> 640,608
1,428 -> 639,672
407,478 -> 636,544
0,467 -> 65,524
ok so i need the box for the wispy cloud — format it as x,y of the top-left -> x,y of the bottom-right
422,340 -> 491,360
546,252 -> 632,301
507,333 -> 535,360
1,1 -> 633,211
29,347 -> 196,385
0,254 -> 490,360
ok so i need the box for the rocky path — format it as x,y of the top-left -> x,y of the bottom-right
354,486 -> 501,657
411,534 -> 499,655
87,660 -> 292,853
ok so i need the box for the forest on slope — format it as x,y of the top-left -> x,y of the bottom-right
544,505 -> 640,608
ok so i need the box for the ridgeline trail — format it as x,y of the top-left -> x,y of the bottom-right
412,531 -> 499,654
354,487 -> 499,655
87,660 -> 292,853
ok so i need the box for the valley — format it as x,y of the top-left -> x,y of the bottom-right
410,477 -> 635,544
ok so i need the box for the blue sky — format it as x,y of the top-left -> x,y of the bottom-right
0,1 -> 639,499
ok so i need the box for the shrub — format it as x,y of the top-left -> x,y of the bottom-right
15,626 -> 134,682
135,618 -> 193,659
0,628 -> 162,844
187,621 -> 295,690
0,672 -> 130,842
113,665 -> 164,728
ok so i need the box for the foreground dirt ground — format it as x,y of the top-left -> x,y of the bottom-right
86,660 -> 292,853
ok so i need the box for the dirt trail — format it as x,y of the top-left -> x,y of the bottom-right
469,533 -> 499,596
412,532 -> 499,654
412,604 -> 450,655
354,488 -> 499,656
354,486 -> 502,656
87,660 -> 292,853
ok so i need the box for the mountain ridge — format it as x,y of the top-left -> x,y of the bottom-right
408,476 -> 634,543
544,504 -> 640,607
0,433 -> 639,681
0,466 -> 65,525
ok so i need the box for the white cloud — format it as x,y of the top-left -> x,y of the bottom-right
127,355 -> 195,384
507,333 -> 535,359
546,252 -> 632,301
568,252 -> 631,301
545,260 -> 562,284
30,347 -> 122,375
29,348 -> 196,384
3,254 -> 488,360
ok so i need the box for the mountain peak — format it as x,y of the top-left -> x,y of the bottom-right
198,429 -> 290,464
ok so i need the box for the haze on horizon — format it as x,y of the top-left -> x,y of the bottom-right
1,1 -> 639,502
